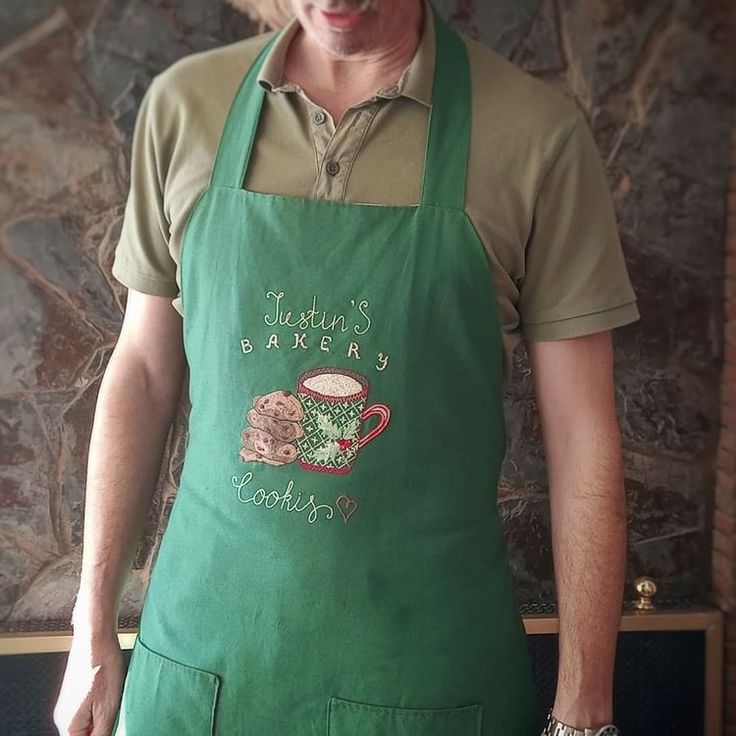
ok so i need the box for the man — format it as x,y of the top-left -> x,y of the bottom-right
53,1 -> 638,735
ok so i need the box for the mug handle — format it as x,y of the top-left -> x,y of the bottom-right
357,404 -> 391,449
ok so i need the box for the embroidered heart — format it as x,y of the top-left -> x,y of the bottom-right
335,494 -> 358,522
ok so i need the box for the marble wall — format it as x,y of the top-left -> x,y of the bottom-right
0,0 -> 733,625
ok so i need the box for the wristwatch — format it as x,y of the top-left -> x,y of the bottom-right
543,708 -> 620,736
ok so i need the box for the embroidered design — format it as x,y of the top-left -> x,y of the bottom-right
231,474 -> 359,525
296,366 -> 390,475
231,291 -> 394,524
232,473 -> 335,524
263,291 -> 372,335
237,289 -> 391,369
239,390 -> 304,466
335,494 -> 358,522
239,366 -> 391,476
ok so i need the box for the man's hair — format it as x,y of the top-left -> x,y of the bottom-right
227,0 -> 292,30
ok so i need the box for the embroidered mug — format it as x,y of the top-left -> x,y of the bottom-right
296,366 -> 391,475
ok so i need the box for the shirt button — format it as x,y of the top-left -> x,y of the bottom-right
325,160 -> 340,176
312,110 -> 326,125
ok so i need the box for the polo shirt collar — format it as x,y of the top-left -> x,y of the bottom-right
256,0 -> 435,107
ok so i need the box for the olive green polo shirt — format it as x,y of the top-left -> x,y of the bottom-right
111,0 -> 640,384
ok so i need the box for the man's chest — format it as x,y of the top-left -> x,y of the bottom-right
242,89 -> 430,204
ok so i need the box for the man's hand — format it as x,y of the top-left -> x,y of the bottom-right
53,632 -> 125,736
527,329 -> 627,726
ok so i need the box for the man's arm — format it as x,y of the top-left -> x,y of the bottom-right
72,289 -> 186,638
55,289 -> 186,735
527,329 -> 627,728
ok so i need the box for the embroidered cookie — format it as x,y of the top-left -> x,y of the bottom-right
242,427 -> 298,464
239,389 -> 305,466
242,427 -> 279,456
252,390 -> 304,422
247,408 -> 304,442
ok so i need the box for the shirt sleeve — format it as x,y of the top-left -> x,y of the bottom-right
518,108 -> 640,341
111,76 -> 179,297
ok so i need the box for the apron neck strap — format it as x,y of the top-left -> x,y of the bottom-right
210,1 -> 472,212
210,35 -> 275,189
420,2 -> 471,210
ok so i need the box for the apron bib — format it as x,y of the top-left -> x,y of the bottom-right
113,4 -> 541,734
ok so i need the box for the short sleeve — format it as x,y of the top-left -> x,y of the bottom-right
518,109 -> 640,341
111,77 -> 179,297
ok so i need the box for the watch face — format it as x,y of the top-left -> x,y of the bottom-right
597,727 -> 619,736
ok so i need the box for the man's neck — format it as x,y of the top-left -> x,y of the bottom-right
283,3 -> 424,125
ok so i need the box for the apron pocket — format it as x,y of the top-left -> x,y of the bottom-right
327,695 -> 483,736
114,635 -> 220,735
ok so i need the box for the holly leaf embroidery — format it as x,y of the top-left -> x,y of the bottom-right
316,412 -> 341,439
313,440 -> 340,463
341,417 -> 360,438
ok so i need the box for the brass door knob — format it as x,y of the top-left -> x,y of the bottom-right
633,575 -> 657,610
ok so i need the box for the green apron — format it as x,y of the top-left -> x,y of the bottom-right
112,4 -> 541,734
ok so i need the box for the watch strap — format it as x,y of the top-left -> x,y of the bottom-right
544,709 -> 619,736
